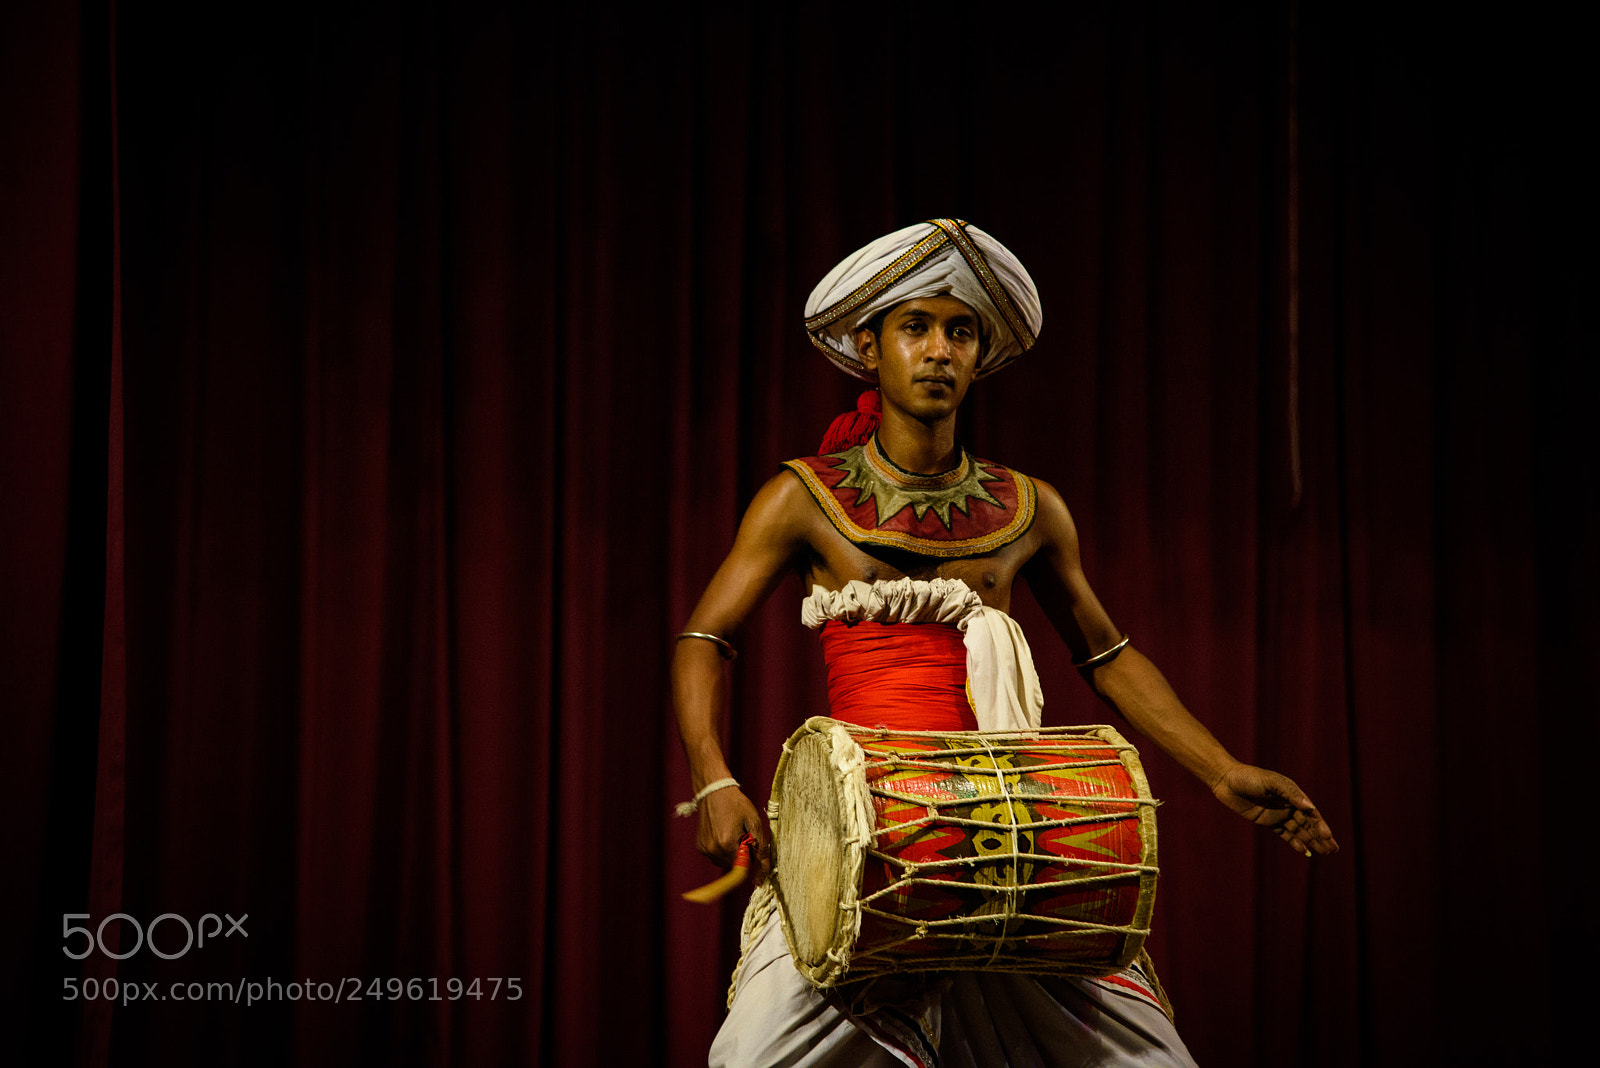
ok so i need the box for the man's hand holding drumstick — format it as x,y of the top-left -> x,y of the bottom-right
678,786 -> 769,904
696,784 -> 770,873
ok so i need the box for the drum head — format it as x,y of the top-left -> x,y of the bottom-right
771,726 -> 860,972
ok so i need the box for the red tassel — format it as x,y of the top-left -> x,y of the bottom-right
817,390 -> 881,453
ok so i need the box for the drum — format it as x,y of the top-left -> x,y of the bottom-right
769,717 -> 1158,987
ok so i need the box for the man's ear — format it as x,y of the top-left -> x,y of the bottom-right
854,327 -> 879,374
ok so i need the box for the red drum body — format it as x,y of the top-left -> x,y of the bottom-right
770,718 -> 1158,987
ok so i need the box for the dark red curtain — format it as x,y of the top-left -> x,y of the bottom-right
5,2 -> 1594,1065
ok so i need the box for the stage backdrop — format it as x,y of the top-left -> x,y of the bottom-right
5,2 -> 1594,1066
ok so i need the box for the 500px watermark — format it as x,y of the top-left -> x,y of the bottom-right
62,913 -> 247,960
63,976 -> 525,1007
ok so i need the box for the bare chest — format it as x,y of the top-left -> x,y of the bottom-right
802,522 -> 1031,611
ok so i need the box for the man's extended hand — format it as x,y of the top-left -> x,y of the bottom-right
697,786 -> 772,873
1211,763 -> 1339,857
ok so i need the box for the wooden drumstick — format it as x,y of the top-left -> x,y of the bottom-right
681,835 -> 754,904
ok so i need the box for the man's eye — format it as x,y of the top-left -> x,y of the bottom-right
902,321 -> 926,333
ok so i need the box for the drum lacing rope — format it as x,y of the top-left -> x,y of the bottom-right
976,731 -> 1023,969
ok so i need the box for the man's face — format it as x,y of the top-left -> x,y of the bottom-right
855,296 -> 983,423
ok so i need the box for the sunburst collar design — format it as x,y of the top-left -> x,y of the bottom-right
836,436 -> 1004,528
784,436 -> 1036,559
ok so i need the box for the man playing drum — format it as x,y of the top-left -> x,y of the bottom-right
673,220 -> 1338,1067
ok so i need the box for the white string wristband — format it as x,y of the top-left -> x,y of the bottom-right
674,777 -> 740,817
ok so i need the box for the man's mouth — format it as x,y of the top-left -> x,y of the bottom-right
917,376 -> 955,388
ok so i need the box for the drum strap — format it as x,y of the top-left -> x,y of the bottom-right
726,882 -> 779,1010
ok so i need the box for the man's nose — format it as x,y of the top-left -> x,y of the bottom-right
927,329 -> 953,361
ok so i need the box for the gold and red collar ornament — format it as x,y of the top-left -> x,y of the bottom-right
785,435 -> 1036,559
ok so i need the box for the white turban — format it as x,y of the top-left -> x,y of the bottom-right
803,219 -> 1042,381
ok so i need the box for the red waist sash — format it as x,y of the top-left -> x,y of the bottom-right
817,620 -> 978,731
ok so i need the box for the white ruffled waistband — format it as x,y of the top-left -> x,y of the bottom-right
800,577 -> 981,629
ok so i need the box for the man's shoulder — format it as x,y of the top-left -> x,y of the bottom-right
749,466 -> 816,510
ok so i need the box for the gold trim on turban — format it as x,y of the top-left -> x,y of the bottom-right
804,219 -> 1043,381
